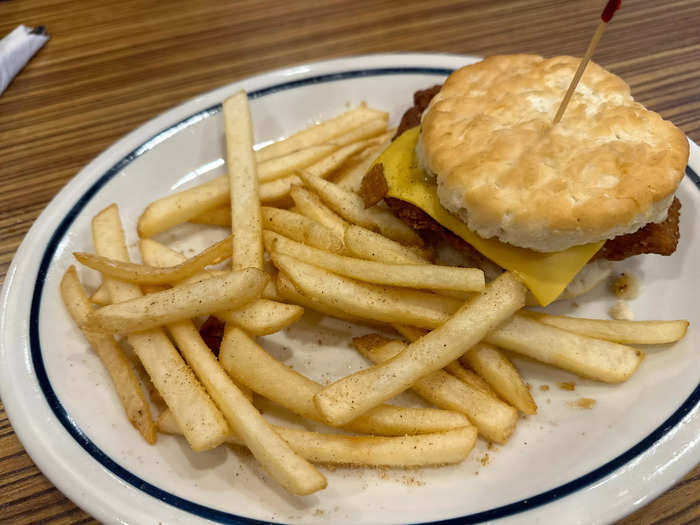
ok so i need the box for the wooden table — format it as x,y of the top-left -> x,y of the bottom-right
1,1 -> 698,523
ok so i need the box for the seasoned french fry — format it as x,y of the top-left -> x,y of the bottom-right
344,225 -> 430,264
297,170 -> 423,246
274,256 -> 644,385
271,253 -> 458,329
256,137 -> 392,204
224,91 -> 263,270
139,239 -> 300,335
216,300 -> 303,336
289,185 -> 349,239
60,266 -> 156,444
314,272 -> 527,425
258,144 -> 338,183
90,283 -> 111,305
391,323 -> 429,343
92,204 -> 228,451
163,320 -> 326,495
87,269 -> 268,334
275,426 -> 477,467
327,117 -> 389,148
190,205 -> 230,226
275,273 -> 376,325
333,137 -> 393,193
260,174 -> 303,204
158,409 -> 477,467
392,324 -> 497,397
266,231 -> 484,292
262,277 -> 281,301
158,409 -> 240,442
443,362 -> 497,397
488,314 -> 645,383
353,335 -> 518,443
140,150 -> 332,237
219,328 -> 473,436
461,343 -> 537,415
138,176 -> 230,238
262,208 -> 344,254
74,235 -> 232,285
305,138 -> 383,179
255,106 -> 387,162
521,311 -> 689,345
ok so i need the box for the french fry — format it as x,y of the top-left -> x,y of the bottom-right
305,137 -> 384,179
257,136 -> 393,203
224,91 -> 263,270
261,207 -> 344,254
190,205 -> 230,226
258,144 -> 338,183
139,238 -> 299,335
139,150 -> 331,237
90,283 -> 111,305
163,320 -> 326,495
390,323 -> 429,343
269,426 -> 477,467
297,170 -> 423,246
333,137 -> 393,193
260,174 -> 303,204
289,185 -> 349,239
314,272 -> 527,425
392,324 -> 498,398
488,315 -> 645,383
92,204 -> 228,451
275,273 -> 377,325
461,343 -> 537,415
275,257 -> 644,384
138,176 -> 230,238
87,269 -> 268,334
158,409 -> 241,443
353,335 -> 518,443
255,106 -> 387,162
60,266 -> 156,444
327,117 -> 389,148
216,300 -> 304,336
521,311 -> 689,345
219,328 -> 473,436
272,253 -> 458,329
262,276 -> 281,301
135,248 -> 298,336
138,108 -> 389,237
443,362 -> 497,397
73,235 -> 232,285
344,225 -> 430,264
158,409 -> 477,467
266,231 -> 484,292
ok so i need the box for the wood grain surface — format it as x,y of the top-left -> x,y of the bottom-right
1,1 -> 699,523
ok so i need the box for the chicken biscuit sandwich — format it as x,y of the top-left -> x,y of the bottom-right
364,55 -> 688,305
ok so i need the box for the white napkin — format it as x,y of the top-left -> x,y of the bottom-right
0,25 -> 49,95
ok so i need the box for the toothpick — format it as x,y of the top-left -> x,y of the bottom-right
552,0 -> 621,125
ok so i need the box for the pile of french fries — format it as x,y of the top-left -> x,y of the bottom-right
63,91 -> 690,497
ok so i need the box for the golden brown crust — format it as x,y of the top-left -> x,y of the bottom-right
594,197 -> 681,261
419,55 -> 689,252
360,164 -> 389,208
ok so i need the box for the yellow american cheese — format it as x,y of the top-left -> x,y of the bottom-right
374,127 -> 603,306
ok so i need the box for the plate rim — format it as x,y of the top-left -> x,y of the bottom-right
1,52 -> 699,525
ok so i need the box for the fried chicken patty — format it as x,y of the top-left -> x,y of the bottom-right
371,84 -> 682,262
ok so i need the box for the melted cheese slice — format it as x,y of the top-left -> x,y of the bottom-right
375,127 -> 603,306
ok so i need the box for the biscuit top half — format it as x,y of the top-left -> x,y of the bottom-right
418,55 -> 689,252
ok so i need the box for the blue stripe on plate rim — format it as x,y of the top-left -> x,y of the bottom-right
27,67 -> 700,525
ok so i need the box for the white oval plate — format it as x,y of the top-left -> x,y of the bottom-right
1,53 -> 698,525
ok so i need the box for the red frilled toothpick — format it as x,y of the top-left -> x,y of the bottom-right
552,0 -> 622,124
